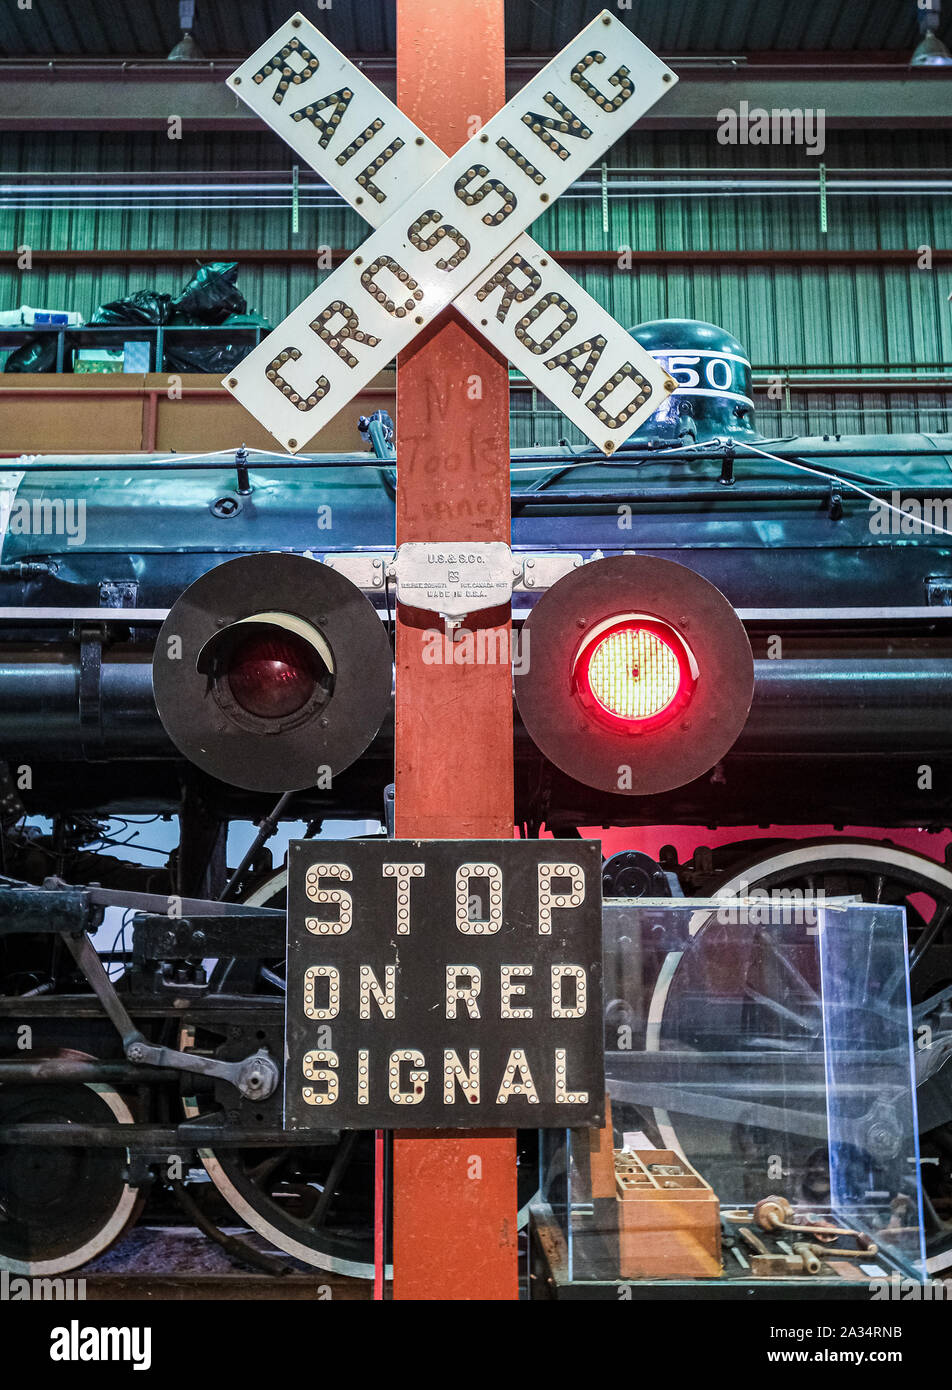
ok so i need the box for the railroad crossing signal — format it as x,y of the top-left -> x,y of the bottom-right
224,10 -> 679,454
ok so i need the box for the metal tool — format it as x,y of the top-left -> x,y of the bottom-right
791,1242 -> 822,1274
753,1194 -> 864,1240
738,1226 -> 769,1255
804,1241 -> 878,1259
750,1253 -> 805,1276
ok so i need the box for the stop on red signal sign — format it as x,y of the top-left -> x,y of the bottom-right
284,839 -> 605,1130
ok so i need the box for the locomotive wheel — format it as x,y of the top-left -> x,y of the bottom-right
181,1095 -> 379,1278
0,1052 -> 141,1275
688,838 -> 952,1004
184,868 -> 379,1278
187,867 -> 538,1277
643,839 -> 952,1213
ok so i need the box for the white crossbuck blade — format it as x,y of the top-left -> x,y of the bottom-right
224,10 -> 678,454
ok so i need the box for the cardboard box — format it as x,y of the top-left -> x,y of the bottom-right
74,350 -> 125,374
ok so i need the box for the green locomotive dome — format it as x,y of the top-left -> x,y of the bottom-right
627,318 -> 759,443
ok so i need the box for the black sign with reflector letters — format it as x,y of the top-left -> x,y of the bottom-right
285,839 -> 604,1128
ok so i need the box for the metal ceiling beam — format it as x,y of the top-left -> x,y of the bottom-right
0,63 -> 949,129
1,248 -> 949,267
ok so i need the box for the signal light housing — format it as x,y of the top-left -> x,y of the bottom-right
514,555 -> 754,796
153,553 -> 392,793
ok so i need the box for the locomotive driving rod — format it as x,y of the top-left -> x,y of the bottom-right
0,1060 -> 178,1083
0,1123 -> 322,1149
59,930 -> 280,1102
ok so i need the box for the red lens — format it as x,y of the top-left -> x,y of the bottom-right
225,629 -> 321,720
575,620 -> 695,730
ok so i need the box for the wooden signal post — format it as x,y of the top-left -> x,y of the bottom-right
392,0 -> 519,1301
222,6 -> 677,1304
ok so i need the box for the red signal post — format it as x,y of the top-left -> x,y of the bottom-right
391,0 -> 519,1301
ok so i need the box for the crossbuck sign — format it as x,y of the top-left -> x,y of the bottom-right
224,10 -> 678,455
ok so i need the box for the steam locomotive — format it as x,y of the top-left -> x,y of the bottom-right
1,317 -> 950,1280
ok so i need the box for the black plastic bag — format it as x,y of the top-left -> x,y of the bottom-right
3,335 -> 59,372
163,340 -> 248,374
172,263 -> 247,325
89,290 -> 173,327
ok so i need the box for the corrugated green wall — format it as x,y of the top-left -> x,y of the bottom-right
540,130 -> 952,374
1,128 -> 949,441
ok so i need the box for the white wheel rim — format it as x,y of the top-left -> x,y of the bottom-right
205,867 -> 537,1267
0,1081 -> 139,1276
191,868 -> 381,1278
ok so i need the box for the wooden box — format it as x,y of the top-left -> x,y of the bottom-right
615,1148 -> 722,1280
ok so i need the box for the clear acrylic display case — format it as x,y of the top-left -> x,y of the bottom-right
532,897 -> 926,1296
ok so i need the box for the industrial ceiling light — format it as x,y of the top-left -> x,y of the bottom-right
168,0 -> 205,61
911,30 -> 952,63
911,1 -> 952,65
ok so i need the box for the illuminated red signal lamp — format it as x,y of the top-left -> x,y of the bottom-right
514,555 -> 754,797
573,616 -> 698,732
